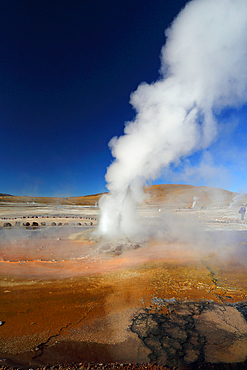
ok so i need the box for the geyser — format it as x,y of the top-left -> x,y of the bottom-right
98,0 -> 247,239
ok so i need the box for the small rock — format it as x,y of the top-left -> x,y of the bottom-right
184,348 -> 200,363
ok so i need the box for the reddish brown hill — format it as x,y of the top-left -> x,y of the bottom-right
0,193 -> 104,206
144,184 -> 236,208
0,184 -> 237,207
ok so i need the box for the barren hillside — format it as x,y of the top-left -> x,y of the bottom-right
144,184 -> 237,208
0,184 -> 239,208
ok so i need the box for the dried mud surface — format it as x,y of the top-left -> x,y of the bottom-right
1,199 -> 247,369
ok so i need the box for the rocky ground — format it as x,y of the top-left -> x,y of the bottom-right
0,363 -> 174,370
131,300 -> 247,368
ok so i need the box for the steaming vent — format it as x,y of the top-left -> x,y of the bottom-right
98,0 -> 247,240
192,196 -> 199,209
229,193 -> 245,208
97,239 -> 143,257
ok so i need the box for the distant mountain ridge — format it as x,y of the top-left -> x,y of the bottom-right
144,184 -> 237,208
0,185 -> 241,208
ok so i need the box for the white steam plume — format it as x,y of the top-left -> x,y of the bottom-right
98,0 -> 247,239
229,193 -> 245,208
192,196 -> 199,209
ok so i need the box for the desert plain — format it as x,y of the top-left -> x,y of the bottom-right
0,184 -> 247,369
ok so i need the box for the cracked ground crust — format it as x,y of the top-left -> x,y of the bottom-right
131,301 -> 247,367
0,254 -> 247,367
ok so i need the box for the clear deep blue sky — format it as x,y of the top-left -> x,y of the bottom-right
1,0 -> 246,196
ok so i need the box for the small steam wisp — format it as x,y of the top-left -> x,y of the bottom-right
229,193 -> 245,208
192,196 -> 199,209
98,0 -> 247,239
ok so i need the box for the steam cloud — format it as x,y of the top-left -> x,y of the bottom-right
98,0 -> 247,239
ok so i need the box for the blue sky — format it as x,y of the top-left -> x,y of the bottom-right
0,0 -> 246,196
